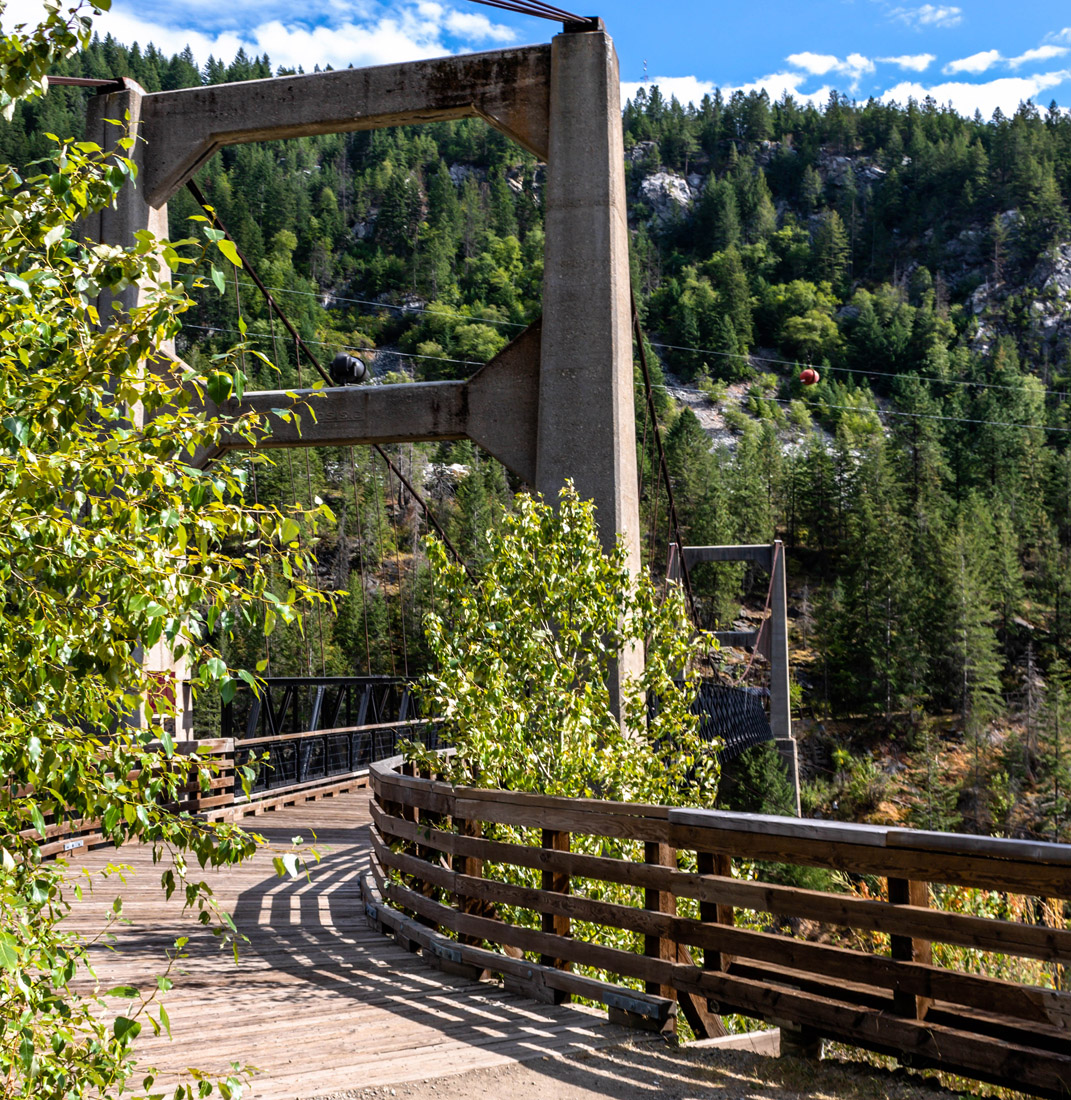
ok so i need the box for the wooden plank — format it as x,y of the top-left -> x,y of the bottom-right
889,877 -> 933,1020
885,828 -> 1071,866
666,820 -> 1071,897
379,875 -> 1071,1097
540,829 -> 571,992
375,766 -> 1071,892
361,871 -> 673,1026
452,797 -> 672,842
69,792 -> 654,1100
372,830 -> 1071,1034
372,808 -> 1071,965
644,841 -> 677,1008
241,719 -> 424,748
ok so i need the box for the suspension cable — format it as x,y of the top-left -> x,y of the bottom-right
462,0 -> 595,25
348,447 -> 374,674
631,287 -> 697,623
370,451 -> 398,679
186,178 -> 472,575
384,452 -> 411,679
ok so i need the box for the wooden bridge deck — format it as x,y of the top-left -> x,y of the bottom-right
65,790 -> 635,1100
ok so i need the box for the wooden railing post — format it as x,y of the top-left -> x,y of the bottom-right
889,876 -> 932,1020
456,815 -> 484,948
643,841 -> 678,1033
697,851 -> 734,973
540,829 -> 572,1003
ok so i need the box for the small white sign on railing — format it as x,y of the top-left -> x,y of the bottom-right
63,839 -> 84,852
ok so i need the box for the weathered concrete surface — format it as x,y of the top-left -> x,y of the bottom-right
212,321 -> 541,485
83,78 -> 191,732
92,28 -> 643,716
83,78 -> 171,321
138,46 -> 552,205
537,30 -> 639,571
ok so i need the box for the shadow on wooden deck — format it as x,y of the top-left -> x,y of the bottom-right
68,792 -> 637,1100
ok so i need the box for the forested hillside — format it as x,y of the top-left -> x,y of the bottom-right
11,33 -> 1071,843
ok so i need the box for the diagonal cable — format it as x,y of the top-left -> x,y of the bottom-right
462,0 -> 592,23
186,179 -> 472,576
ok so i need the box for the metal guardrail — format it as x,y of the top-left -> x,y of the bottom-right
233,720 -> 441,800
369,754 -> 1071,1099
222,676 -> 415,741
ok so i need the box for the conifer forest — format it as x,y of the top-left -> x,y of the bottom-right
12,33 -> 1071,845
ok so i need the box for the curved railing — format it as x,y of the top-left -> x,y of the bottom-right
367,754 -> 1071,1100
43,720 -> 441,859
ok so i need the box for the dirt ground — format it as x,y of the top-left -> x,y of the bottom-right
311,1039 -> 963,1100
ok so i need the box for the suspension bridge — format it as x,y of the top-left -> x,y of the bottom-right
46,5 -> 1071,1098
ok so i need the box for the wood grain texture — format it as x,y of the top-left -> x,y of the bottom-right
63,792 -> 638,1100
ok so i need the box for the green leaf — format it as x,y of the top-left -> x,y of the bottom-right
0,931 -> 20,970
206,370 -> 232,405
216,238 -> 242,267
113,1016 -> 141,1043
3,416 -> 29,446
209,265 -> 226,295
104,985 -> 139,998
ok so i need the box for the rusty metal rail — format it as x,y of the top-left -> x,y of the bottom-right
368,753 -> 1071,1098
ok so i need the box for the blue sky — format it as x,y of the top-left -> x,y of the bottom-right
5,0 -> 1071,117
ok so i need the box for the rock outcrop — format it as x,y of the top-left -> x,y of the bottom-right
638,171 -> 694,225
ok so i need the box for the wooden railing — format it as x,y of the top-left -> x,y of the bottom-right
368,755 -> 1071,1100
44,720 -> 437,859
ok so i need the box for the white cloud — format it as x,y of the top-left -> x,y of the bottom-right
944,49 -> 1002,75
442,9 -> 516,42
786,51 -> 874,91
879,54 -> 936,72
621,73 -> 833,111
786,52 -> 840,76
1,0 -> 516,70
881,70 -> 1071,117
1009,45 -> 1069,67
942,45 -> 1070,76
1046,28 -> 1071,45
891,4 -> 963,30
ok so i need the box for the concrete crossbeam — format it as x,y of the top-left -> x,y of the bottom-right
138,46 -> 552,205
212,320 -> 541,484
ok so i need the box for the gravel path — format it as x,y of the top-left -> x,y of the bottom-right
312,1038 -> 962,1100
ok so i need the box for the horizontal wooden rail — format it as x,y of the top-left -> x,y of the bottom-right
368,754 -> 1071,1099
42,721 -> 440,858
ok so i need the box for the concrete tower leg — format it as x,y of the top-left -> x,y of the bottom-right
538,26 -> 639,566
85,82 -> 192,735
538,27 -> 642,717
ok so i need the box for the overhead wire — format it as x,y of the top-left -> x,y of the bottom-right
229,279 -> 1070,402
234,281 -> 527,329
183,322 -> 1071,437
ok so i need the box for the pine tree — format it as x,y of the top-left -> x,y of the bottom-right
1037,664 -> 1071,843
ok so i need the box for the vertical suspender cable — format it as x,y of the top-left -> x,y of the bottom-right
384,451 -> 410,679
369,450 -> 398,678
250,462 -> 271,677
348,447 -> 373,675
294,336 -> 328,677
631,287 -> 697,624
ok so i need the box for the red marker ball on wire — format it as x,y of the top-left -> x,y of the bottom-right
800,368 -> 820,385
